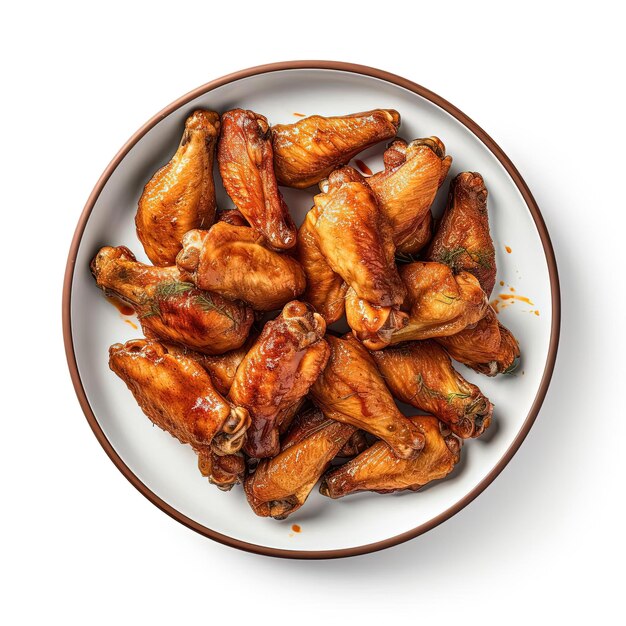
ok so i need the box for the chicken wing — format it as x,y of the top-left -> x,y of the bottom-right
368,137 -> 452,254
244,407 -> 356,519
320,415 -> 461,497
135,110 -> 220,266
310,334 -> 425,459
436,307 -> 521,376
426,172 -> 496,295
272,109 -> 400,188
197,448 -> 246,491
389,262 -> 489,343
218,109 -> 296,249
294,213 -> 348,323
91,246 -> 253,355
371,341 -> 493,438
229,301 -> 330,458
109,340 -> 251,484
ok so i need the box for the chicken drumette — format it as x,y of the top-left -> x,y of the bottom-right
371,340 -> 493,438
320,415 -> 461,497
426,172 -> 496,296
310,334 -> 425,460
218,109 -> 296,249
229,301 -> 330,458
135,110 -> 220,266
244,407 -> 356,519
272,109 -> 400,188
109,339 -> 250,488
91,246 -> 253,355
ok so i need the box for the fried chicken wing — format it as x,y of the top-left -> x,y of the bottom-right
320,415 -> 461,497
389,262 -> 489,344
310,334 -> 425,459
368,137 -> 452,254
272,109 -> 400,188
244,407 -> 356,519
371,341 -> 493,438
109,340 -> 251,486
176,222 -> 306,311
197,449 -> 246,491
91,246 -> 253,355
135,110 -> 220,266
426,172 -> 496,295
436,307 -> 521,376
294,214 -> 348,323
218,109 -> 296,249
229,301 -> 330,458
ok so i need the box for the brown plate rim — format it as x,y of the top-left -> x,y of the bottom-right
62,60 -> 561,560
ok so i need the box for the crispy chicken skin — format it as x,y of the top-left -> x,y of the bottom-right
244,407 -> 356,519
390,262 -> 489,344
426,172 -> 496,296
368,137 -> 452,254
320,415 -> 461,497
371,341 -> 493,438
91,246 -> 253,355
311,334 -> 425,459
272,109 -> 401,189
295,214 -> 348,323
218,109 -> 296,249
109,340 -> 251,474
437,307 -> 521,376
229,301 -> 330,458
176,223 -> 306,311
135,110 -> 220,266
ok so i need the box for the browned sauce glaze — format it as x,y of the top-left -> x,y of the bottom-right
291,524 -> 301,533
354,159 -> 373,176
106,294 -> 135,316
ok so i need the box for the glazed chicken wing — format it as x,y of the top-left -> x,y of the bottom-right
368,137 -> 452,255
218,109 -> 296,249
135,110 -> 220,266
294,214 -> 348,323
389,262 -> 489,344
436,307 -> 521,376
320,415 -> 461,497
229,301 -> 330,458
109,340 -> 251,486
372,341 -> 493,438
244,407 -> 356,519
176,222 -> 306,311
426,172 -> 496,295
311,334 -> 425,459
197,448 -> 246,491
272,109 -> 400,189
91,246 -> 253,355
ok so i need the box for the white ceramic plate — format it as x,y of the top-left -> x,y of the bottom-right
64,62 -> 560,558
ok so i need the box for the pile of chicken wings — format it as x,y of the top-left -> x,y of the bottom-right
92,106 -> 520,519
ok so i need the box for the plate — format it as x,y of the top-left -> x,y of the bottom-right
63,61 -> 560,558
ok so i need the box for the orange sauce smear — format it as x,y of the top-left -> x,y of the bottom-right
355,159 -> 373,176
505,246 -> 512,253
291,524 -> 301,533
499,280 -> 505,286
106,295 -> 135,316
125,319 -> 138,330
499,293 -> 534,305
293,112 -> 306,117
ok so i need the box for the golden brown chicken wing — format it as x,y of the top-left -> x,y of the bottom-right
294,214 -> 348,323
91,246 -> 253,355
244,407 -> 356,519
229,301 -> 330,458
426,172 -> 496,295
176,222 -> 306,311
371,341 -> 493,438
389,262 -> 489,344
436,307 -> 521,376
135,110 -> 220,266
109,340 -> 251,482
311,334 -> 425,459
320,415 -> 461,497
272,109 -> 400,188
197,448 -> 246,491
368,137 -> 452,255
218,109 -> 296,249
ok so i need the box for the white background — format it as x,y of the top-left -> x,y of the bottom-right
2,1 -> 624,623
